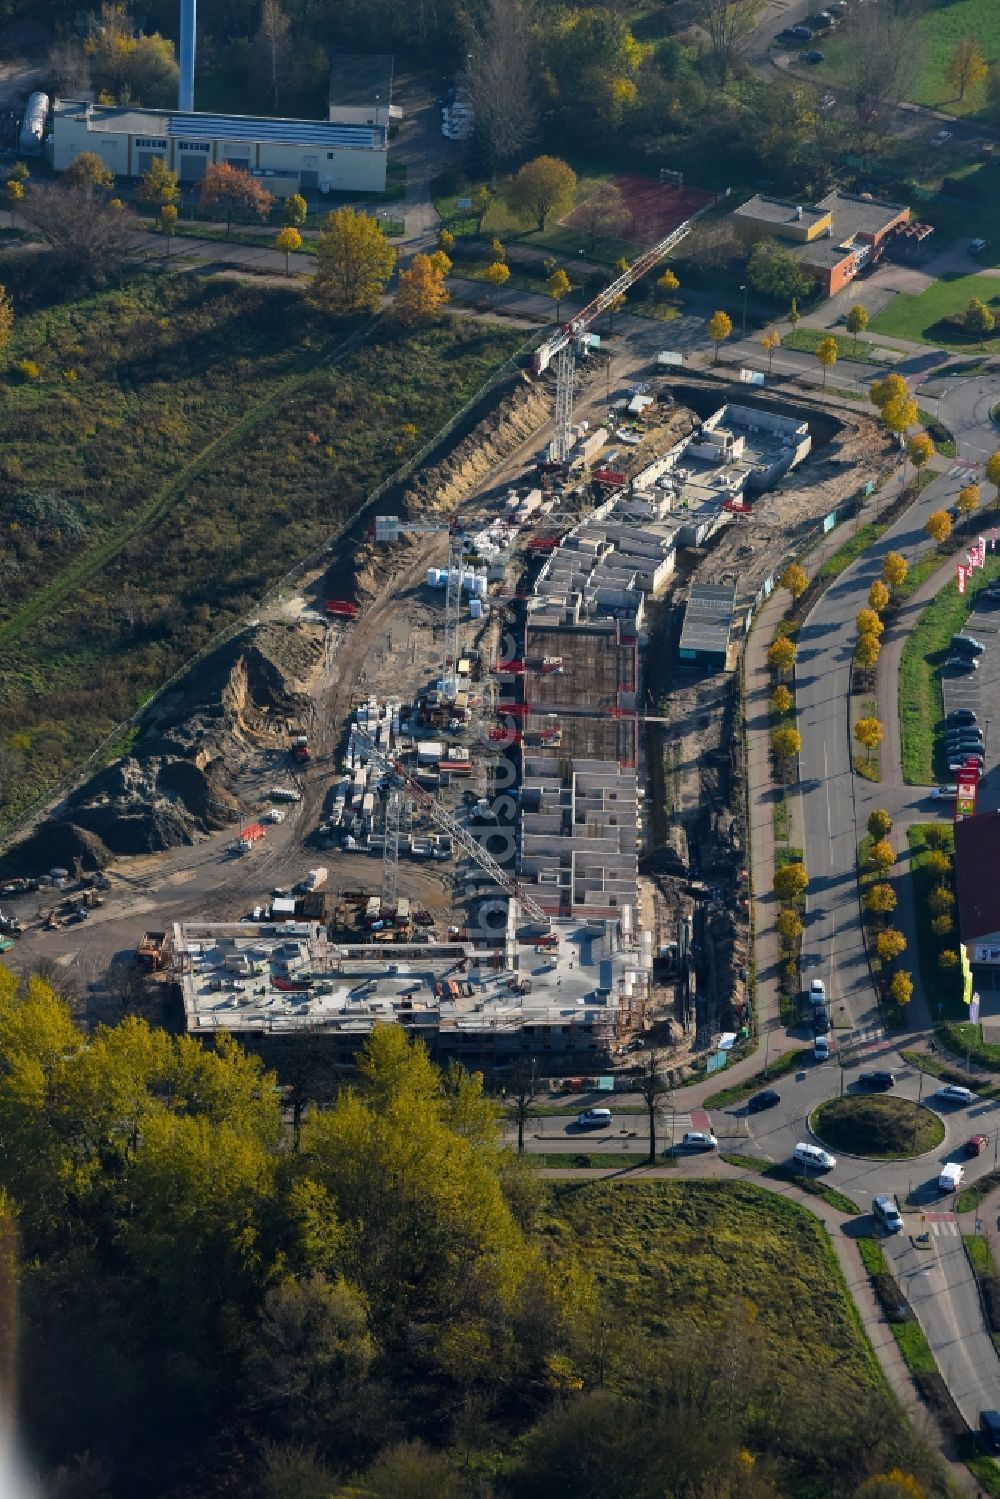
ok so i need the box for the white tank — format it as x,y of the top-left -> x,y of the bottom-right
19,92 -> 48,154
470,598 -> 483,620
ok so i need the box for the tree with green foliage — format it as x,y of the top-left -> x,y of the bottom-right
504,155 -> 577,231
547,268 -> 571,321
965,296 -> 995,343
64,151 -> 115,192
846,303 -> 869,353
747,237 -> 813,301
311,206 -> 396,314
283,192 -> 307,227
137,156 -> 179,206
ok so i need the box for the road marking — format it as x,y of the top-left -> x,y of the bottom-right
931,1220 -> 960,1237
824,744 -> 833,864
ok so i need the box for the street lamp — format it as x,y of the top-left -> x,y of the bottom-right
739,282 -> 748,335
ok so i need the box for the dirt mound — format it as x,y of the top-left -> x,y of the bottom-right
0,620 -> 324,874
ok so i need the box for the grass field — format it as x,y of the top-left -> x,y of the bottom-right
813,0 -> 1000,118
898,554 -> 1000,783
0,269 -> 525,826
545,1180 -> 880,1387
719,1151 -> 861,1214
782,326 -> 887,365
703,1047 -> 809,1107
869,274 -> 1000,353
812,1095 -> 945,1158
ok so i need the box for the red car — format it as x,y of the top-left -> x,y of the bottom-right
966,1134 -> 990,1157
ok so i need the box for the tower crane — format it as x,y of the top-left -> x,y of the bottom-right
532,214 -> 704,464
352,726 -> 549,925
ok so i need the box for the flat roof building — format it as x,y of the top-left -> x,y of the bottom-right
732,189 -> 916,297
328,52 -> 397,124
956,811 -> 1000,992
678,583 -> 738,670
52,97 -> 388,193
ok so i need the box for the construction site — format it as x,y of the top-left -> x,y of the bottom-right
0,205 -> 897,1075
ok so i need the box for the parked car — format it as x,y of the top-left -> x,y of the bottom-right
980,1411 -> 1000,1454
793,1141 -> 836,1171
931,785 -> 958,800
946,655 -> 979,673
970,238 -> 988,255
799,48 -> 825,62
576,1108 -> 613,1128
747,1089 -> 780,1113
808,978 -> 826,1006
814,1035 -> 830,1062
819,92 -> 836,109
812,1007 -> 831,1035
936,1084 -> 975,1104
947,708 -> 978,726
777,23 -> 813,39
873,1194 -> 904,1233
858,1070 -> 896,1090
967,1134 -> 990,1156
949,756 -> 985,773
952,633 -> 986,657
681,1130 -> 718,1151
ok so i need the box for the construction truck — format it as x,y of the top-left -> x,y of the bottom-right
137,931 -> 168,970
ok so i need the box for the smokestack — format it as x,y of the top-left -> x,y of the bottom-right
178,0 -> 196,112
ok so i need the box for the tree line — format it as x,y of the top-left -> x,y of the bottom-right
0,966 -> 955,1498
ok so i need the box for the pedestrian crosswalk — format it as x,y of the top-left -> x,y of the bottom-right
948,459 -> 980,480
923,1214 -> 959,1237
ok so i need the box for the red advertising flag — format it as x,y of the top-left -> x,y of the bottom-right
958,563 -> 967,595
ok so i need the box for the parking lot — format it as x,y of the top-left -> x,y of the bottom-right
940,586 -> 1000,812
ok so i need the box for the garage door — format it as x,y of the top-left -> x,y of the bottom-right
179,154 -> 207,181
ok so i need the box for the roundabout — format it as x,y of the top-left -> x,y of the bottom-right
810,1094 -> 946,1160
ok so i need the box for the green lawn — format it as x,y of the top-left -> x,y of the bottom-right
869,274 -> 1000,353
812,0 -> 1000,118
818,522 -> 888,579
812,1095 -> 945,1158
898,554 -> 1000,783
782,326 -> 887,365
702,1047 -> 809,1107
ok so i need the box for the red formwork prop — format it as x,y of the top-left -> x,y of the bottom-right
563,176 -> 716,244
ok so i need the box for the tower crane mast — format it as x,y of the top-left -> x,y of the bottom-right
352,726 -> 549,925
532,214 -> 702,463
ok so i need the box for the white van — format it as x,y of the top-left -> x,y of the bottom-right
793,1141 -> 836,1172
938,1161 -> 964,1193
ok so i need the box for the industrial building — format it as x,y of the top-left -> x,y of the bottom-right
678,583 -> 738,671
328,53 -> 398,125
51,98 -> 388,193
732,189 -> 921,297
173,913 -> 651,1066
